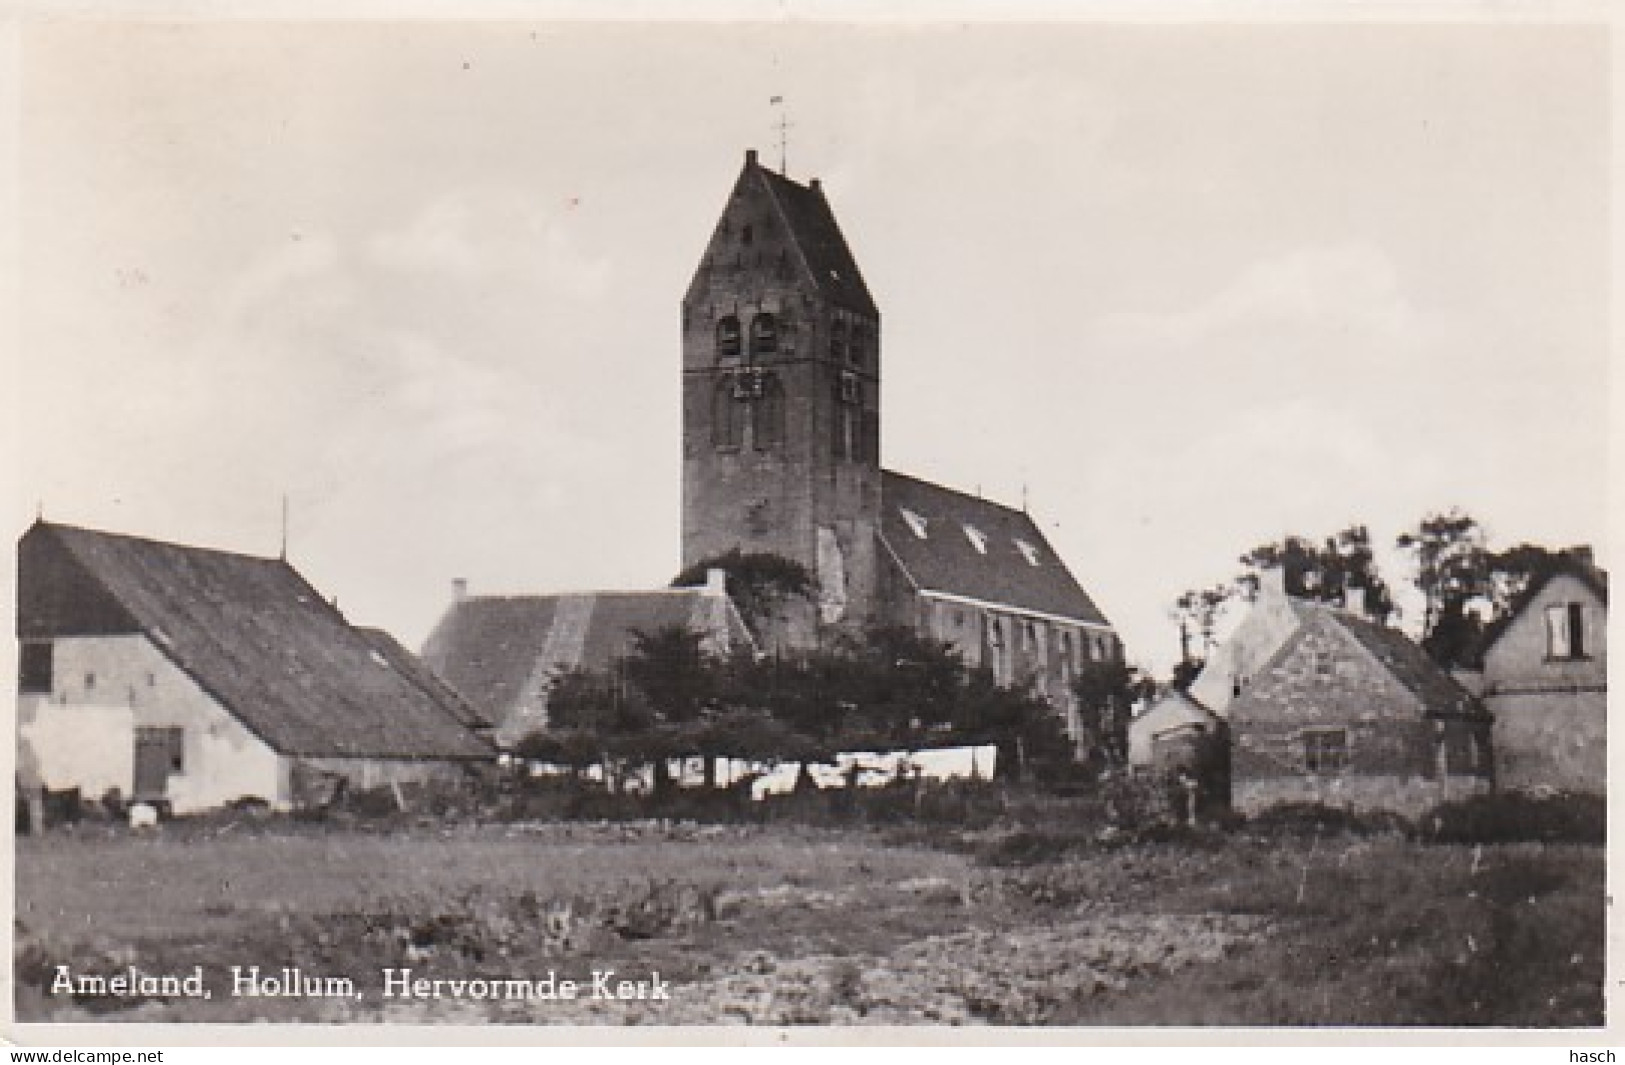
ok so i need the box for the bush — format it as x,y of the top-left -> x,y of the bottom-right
1242,802 -> 1413,839
1423,791 -> 1604,845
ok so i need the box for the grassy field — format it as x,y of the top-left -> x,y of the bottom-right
14,818 -> 1604,1026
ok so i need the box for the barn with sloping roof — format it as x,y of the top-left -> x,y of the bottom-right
420,572 -> 755,746
16,521 -> 493,813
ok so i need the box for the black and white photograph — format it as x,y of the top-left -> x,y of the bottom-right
4,4 -> 1613,1043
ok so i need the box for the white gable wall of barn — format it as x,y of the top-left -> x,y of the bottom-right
21,635 -> 283,813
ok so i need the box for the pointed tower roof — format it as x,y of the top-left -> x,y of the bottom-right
687,149 -> 879,317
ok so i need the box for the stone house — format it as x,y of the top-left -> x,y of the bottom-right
420,572 -> 756,747
680,149 -> 1120,751
1228,607 -> 1492,818
16,521 -> 493,814
1475,551 -> 1607,794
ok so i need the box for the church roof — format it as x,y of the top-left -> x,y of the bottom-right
17,522 -> 493,761
754,159 -> 879,317
420,587 -> 755,741
879,470 -> 1112,628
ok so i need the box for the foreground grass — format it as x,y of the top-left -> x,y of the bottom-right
14,820 -> 1603,1026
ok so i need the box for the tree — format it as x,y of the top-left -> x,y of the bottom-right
671,550 -> 816,642
622,625 -> 720,725
1171,583 -> 1235,668
1396,510 -> 1491,668
1237,525 -> 1396,623
1484,543 -> 1570,617
544,666 -> 650,734
1071,660 -> 1151,769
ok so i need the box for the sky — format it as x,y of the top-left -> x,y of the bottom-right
9,15 -> 1613,674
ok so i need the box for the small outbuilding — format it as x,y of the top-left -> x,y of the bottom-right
1129,689 -> 1220,773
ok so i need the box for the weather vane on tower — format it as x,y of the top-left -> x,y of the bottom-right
770,95 -> 792,176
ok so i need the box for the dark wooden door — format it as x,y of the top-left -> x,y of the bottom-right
134,727 -> 181,798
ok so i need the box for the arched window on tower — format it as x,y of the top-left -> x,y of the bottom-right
832,375 -> 859,461
716,316 -> 742,362
849,321 -> 869,367
753,374 -> 785,451
750,313 -> 779,357
831,318 -> 849,363
712,378 -> 742,449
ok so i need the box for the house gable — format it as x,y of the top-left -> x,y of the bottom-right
1482,571 -> 1608,692
1188,590 -> 1311,716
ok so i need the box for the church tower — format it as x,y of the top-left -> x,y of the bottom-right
681,150 -> 882,649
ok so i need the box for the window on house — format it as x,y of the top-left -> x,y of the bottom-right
716,316 -> 742,362
900,508 -> 929,539
19,642 -> 52,694
1014,538 -> 1041,567
750,313 -> 778,357
1303,729 -> 1348,773
1545,603 -> 1587,660
963,524 -> 989,554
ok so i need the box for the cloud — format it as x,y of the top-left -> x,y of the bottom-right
366,186 -> 611,301
219,231 -> 347,327
1088,243 -> 1421,357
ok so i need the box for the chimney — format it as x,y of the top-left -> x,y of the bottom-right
1344,585 -> 1367,617
704,568 -> 728,597
745,148 -> 758,168
1259,566 -> 1287,601
452,578 -> 468,603
1569,545 -> 1594,566
809,177 -> 822,193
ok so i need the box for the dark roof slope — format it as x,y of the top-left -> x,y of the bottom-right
1478,554 -> 1609,656
20,522 -> 492,760
879,470 -> 1111,627
421,589 -> 755,733
756,164 -> 878,316
357,627 -> 491,732
420,597 -> 562,730
1328,611 -> 1484,719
